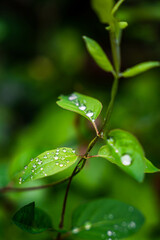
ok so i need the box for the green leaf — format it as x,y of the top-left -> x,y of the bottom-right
12,202 -> 52,234
112,0 -> 125,15
71,198 -> 145,240
91,0 -> 113,24
83,36 -> 114,73
119,21 -> 128,29
98,129 -> 145,182
105,21 -> 128,30
145,158 -> 160,173
57,92 -> 102,123
17,147 -> 78,184
122,61 -> 160,78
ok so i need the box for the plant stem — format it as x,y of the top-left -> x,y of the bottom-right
57,157 -> 86,240
57,19 -> 121,240
110,28 -> 121,74
100,76 -> 119,137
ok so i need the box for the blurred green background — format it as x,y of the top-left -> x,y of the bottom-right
0,0 -> 160,239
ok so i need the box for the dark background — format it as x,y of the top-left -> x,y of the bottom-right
0,0 -> 160,239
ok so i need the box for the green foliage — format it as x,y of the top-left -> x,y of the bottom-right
17,147 -> 78,184
98,129 -> 145,182
122,62 -> 160,78
57,92 -> 102,123
145,158 -> 160,173
12,202 -> 52,234
71,198 -> 145,240
91,0 -> 113,23
83,36 -> 114,73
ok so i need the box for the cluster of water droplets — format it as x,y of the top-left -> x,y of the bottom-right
107,137 -> 133,167
68,93 -> 95,122
18,148 -> 76,184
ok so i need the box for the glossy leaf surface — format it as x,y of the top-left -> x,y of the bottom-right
98,129 -> 145,182
122,61 -> 160,78
12,202 -> 52,234
57,92 -> 102,123
83,36 -> 114,73
18,147 -> 78,184
71,198 -> 145,240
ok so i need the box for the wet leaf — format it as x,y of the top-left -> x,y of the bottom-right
98,129 -> 145,182
57,92 -> 102,123
71,198 -> 145,240
122,61 -> 160,78
83,36 -> 114,73
12,202 -> 52,233
17,147 -> 78,184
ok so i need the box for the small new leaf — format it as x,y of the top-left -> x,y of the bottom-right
12,202 -> 52,234
122,61 -> 160,78
83,36 -> 114,73
17,147 -> 78,184
71,198 -> 145,240
57,92 -> 102,123
98,129 -> 145,182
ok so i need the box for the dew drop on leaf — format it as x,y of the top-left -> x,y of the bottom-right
79,105 -> 87,111
84,222 -> 92,230
72,228 -> 80,234
69,94 -> 77,101
121,154 -> 132,166
86,110 -> 94,118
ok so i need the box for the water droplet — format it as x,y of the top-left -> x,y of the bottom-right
74,99 -> 80,106
86,110 -> 94,118
79,105 -> 86,111
121,154 -> 132,166
32,169 -> 34,172
45,173 -> 47,176
115,149 -> 119,153
69,94 -> 77,101
128,221 -> 136,229
72,228 -> 79,234
55,156 -> 58,160
59,164 -> 63,167
107,230 -> 113,236
31,175 -> 33,179
36,159 -> 39,162
40,167 -> 43,170
108,214 -> 114,220
72,150 -> 76,153
66,160 -> 70,163
30,158 -> 34,162
38,160 -> 42,165
56,152 -> 59,155
84,222 -> 92,230
107,137 -> 114,145
56,162 -> 59,165
33,164 -> 36,168
63,149 -> 66,152
24,166 -> 28,169
43,155 -> 47,159
19,177 -> 22,181
128,206 -> 134,212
